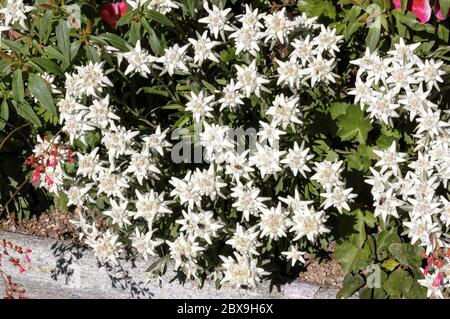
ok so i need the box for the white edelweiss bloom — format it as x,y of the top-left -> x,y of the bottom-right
364,167 -> 392,199
387,38 -> 420,64
231,181 -> 270,222
223,150 -> 254,181
126,148 -> 161,185
275,58 -> 304,89
281,141 -> 313,178
439,196 -> 450,228
279,189 -> 314,213
142,125 -> 172,156
366,90 -> 400,125
132,189 -> 171,226
386,61 -> 417,93
96,168 -> 129,201
101,122 -> 139,162
167,233 -> 204,270
258,203 -> 289,240
289,206 -> 330,242
218,79 -> 244,111
57,98 -> 88,125
130,228 -> 163,261
66,184 -> 92,207
185,90 -> 215,122
305,55 -> 337,87
415,59 -> 445,91
365,54 -> 390,84
122,40 -> 155,78
0,0 -> 35,30
169,171 -> 200,209
176,208 -> 223,245
312,25 -> 342,56
103,199 -> 132,228
199,121 -> 234,160
84,95 -> 120,128
127,0 -> 179,14
311,160 -> 344,190
235,60 -> 270,98
225,224 -> 261,256
262,8 -> 292,44
229,26 -> 262,57
348,77 -> 374,107
219,252 -> 268,289
249,143 -> 285,178
76,147 -> 101,179
415,109 -> 449,138
266,94 -> 302,130
320,186 -> 357,214
373,188 -> 403,223
373,141 -> 407,176
191,164 -> 227,200
69,211 -> 92,240
148,0 -> 179,14
198,2 -> 234,40
236,4 -> 265,30
257,121 -> 285,147
74,61 -> 113,97
188,31 -> 221,65
407,196 -> 441,224
397,84 -> 432,121
90,230 -> 123,264
87,229 -> 123,264
417,271 -> 444,299
63,113 -> 95,145
157,43 -> 190,76
350,47 -> 377,77
290,12 -> 319,30
39,164 -> 65,196
282,245 -> 306,267
403,217 -> 441,254
407,151 -> 435,176
290,35 -> 315,66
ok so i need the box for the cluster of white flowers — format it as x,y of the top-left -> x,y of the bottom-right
350,39 -> 450,298
47,3 -> 349,289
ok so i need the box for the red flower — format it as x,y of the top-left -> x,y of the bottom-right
434,0 -> 450,20
100,1 -> 129,29
393,0 -> 432,24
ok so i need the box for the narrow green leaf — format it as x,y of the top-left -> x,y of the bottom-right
12,69 -> 24,103
28,74 -> 57,116
146,10 -> 175,27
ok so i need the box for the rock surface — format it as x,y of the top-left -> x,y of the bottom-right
0,231 -> 341,299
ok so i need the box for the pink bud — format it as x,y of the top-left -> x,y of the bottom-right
392,0 -> 432,24
101,1 -> 129,29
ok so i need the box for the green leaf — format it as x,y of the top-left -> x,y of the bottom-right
440,0 -> 450,17
336,273 -> 364,299
0,99 -> 9,131
182,0 -> 198,18
28,73 -> 57,116
334,241 -> 371,274
376,227 -> 401,260
146,10 -> 175,27
438,24 -> 449,42
117,11 -> 133,27
303,0 -> 336,19
129,21 -> 141,45
98,33 -> 130,51
328,102 -> 348,120
388,243 -> 424,268
400,0 -> 407,12
12,69 -> 24,103
336,104 -> 372,145
55,20 -> 71,66
14,101 -> 41,127
146,26 -> 165,55
381,258 -> 400,272
29,57 -> 63,75
366,23 -> 381,52
383,269 -> 413,297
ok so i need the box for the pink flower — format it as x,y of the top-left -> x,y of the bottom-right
101,1 -> 129,29
44,175 -> 53,186
434,0 -> 450,20
25,254 -> 31,264
393,0 -> 432,24
432,272 -> 444,287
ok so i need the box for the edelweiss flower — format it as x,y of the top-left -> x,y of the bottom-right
219,252 -> 268,289
103,199 -> 132,228
122,40 -> 155,77
282,245 -> 306,267
258,203 -> 289,240
157,44 -> 190,76
289,206 -> 330,242
130,228 -> 163,261
0,0 -> 35,30
249,143 -> 285,178
198,2 -> 234,40
235,60 -> 269,98
185,90 -> 215,122
132,189 -> 171,226
188,31 -> 221,65
306,55 -> 337,86
225,224 -> 261,256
